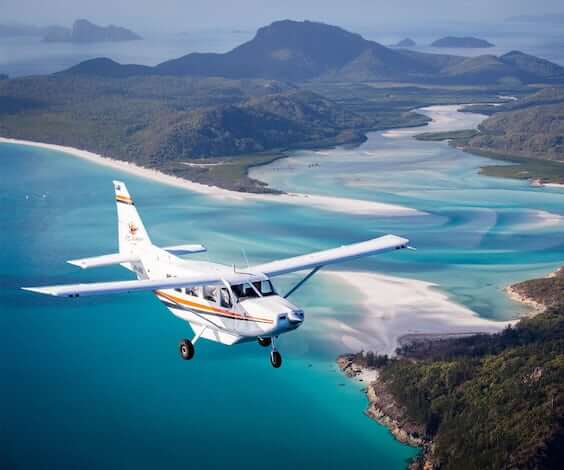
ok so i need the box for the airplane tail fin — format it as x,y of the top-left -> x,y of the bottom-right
112,181 -> 151,253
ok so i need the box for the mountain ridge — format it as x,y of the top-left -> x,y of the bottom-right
62,20 -> 564,85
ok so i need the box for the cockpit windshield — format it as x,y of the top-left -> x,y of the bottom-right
231,280 -> 276,300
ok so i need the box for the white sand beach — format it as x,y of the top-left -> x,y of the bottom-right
322,270 -> 513,355
0,137 -> 424,217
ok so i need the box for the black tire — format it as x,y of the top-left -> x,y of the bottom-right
179,339 -> 195,360
257,337 -> 272,347
270,350 -> 282,368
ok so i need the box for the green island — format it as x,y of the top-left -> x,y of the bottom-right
339,267 -> 564,470
1,20 -> 564,192
415,88 -> 564,184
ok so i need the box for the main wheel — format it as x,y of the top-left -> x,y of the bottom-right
179,339 -> 195,360
270,350 -> 282,368
258,337 -> 272,347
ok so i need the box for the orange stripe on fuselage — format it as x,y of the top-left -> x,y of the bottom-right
155,290 -> 274,324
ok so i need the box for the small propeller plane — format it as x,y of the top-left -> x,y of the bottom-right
23,181 -> 411,368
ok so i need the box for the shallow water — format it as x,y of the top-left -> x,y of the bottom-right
250,105 -> 564,321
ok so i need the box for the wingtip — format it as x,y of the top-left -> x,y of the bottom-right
67,259 -> 86,269
21,286 -> 56,296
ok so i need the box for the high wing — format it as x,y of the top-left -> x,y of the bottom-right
68,244 -> 207,269
22,271 -> 265,298
250,234 -> 409,277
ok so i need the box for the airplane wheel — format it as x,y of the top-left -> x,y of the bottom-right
258,337 -> 272,347
179,339 -> 194,360
270,351 -> 282,368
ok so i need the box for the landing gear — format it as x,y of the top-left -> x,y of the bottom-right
270,350 -> 282,368
269,336 -> 282,368
178,338 -> 194,360
257,337 -> 272,347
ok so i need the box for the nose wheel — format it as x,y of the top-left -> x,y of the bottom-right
270,350 -> 282,368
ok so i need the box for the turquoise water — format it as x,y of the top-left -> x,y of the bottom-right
251,106 -> 564,320
1,105 -> 563,468
1,144 -> 416,469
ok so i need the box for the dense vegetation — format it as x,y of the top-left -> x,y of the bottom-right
415,88 -> 564,183
368,271 -> 564,469
1,70 -> 510,192
467,89 -> 564,163
0,75 -> 374,192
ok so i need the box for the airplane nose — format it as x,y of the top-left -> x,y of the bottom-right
287,309 -> 304,324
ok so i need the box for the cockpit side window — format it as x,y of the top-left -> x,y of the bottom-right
258,280 -> 276,296
231,282 -> 260,300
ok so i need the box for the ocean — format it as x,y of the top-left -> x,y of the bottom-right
2,105 -> 563,468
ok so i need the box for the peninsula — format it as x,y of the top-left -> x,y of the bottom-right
338,267 -> 564,469
415,88 -> 564,184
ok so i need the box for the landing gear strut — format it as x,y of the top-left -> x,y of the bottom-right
257,337 -> 272,347
269,336 -> 282,368
178,338 -> 194,360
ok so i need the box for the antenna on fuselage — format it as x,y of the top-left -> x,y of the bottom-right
241,248 -> 249,269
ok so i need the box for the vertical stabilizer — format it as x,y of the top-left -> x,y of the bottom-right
113,181 -> 151,254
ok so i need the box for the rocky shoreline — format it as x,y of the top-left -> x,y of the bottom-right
337,355 -> 433,468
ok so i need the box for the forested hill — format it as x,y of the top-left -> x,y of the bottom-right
356,270 -> 564,469
63,20 -> 564,85
467,87 -> 564,163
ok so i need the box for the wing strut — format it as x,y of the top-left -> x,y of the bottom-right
284,266 -> 321,299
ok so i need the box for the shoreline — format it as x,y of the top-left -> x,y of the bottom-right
324,270 -> 512,355
0,137 -> 424,217
332,270 -> 516,467
504,285 -> 546,315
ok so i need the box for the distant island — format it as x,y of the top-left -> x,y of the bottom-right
390,38 -> 416,48
431,36 -> 494,48
43,19 -> 141,43
339,266 -> 564,469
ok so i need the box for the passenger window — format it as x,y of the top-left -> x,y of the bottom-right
220,288 -> 232,308
204,286 -> 217,303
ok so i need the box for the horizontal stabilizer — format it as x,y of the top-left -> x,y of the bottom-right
162,244 -> 207,255
68,253 -> 140,269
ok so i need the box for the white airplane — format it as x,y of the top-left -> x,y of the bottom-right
24,181 -> 412,368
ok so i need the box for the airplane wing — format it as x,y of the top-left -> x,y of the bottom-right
249,234 -> 409,277
22,271 -> 264,298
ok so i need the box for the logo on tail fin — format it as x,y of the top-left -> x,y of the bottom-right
128,223 -> 139,237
